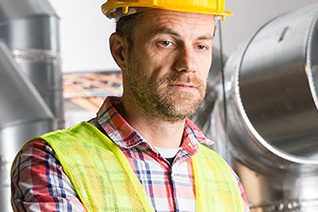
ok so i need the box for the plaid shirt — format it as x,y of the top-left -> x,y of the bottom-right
11,96 -> 249,212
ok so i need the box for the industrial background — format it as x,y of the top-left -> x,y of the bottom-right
1,0 -> 318,211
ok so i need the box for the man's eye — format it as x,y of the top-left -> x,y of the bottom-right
196,44 -> 208,51
158,40 -> 174,48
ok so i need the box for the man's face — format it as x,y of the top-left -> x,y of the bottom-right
123,9 -> 215,122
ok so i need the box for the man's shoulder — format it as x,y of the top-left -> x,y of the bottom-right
15,121 -> 95,161
197,143 -> 217,155
11,139 -> 86,211
35,121 -> 96,143
11,139 -> 60,184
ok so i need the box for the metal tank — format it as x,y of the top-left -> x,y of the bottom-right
0,0 -> 64,128
211,3 -> 318,211
0,40 -> 55,212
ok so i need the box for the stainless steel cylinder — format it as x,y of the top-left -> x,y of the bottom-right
212,3 -> 318,211
0,40 -> 55,212
0,0 -> 64,128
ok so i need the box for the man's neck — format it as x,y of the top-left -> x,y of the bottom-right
118,97 -> 185,148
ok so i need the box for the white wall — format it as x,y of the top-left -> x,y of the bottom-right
49,0 -> 118,72
49,0 -> 318,72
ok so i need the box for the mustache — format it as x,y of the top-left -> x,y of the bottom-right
160,74 -> 205,88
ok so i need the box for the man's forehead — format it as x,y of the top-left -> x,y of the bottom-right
152,27 -> 215,40
142,9 -> 215,23
137,9 -> 216,37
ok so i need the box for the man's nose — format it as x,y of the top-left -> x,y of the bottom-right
174,46 -> 197,73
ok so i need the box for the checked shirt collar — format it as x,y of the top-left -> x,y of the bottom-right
96,96 -> 212,160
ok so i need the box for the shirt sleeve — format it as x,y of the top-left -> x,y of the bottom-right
11,139 -> 86,212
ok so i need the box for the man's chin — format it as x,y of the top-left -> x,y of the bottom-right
168,96 -> 203,109
163,99 -> 202,119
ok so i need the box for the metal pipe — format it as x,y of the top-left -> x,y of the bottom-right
0,39 -> 55,212
0,0 -> 63,210
212,3 -> 318,211
0,0 -> 64,128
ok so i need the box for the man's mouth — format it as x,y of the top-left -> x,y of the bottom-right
168,83 -> 198,91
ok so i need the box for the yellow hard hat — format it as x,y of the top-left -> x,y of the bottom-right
102,0 -> 232,20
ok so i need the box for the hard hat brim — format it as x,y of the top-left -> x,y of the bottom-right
102,1 -> 232,20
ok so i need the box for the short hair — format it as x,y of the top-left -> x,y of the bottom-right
115,12 -> 144,48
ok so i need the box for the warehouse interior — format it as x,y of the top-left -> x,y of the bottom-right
1,0 -> 318,211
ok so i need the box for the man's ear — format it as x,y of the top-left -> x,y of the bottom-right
109,33 -> 128,71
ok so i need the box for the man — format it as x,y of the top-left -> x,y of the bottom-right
11,0 -> 249,211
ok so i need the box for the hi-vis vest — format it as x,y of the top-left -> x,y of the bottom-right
32,122 -> 244,212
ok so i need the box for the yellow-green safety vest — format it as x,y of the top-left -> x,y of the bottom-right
30,121 -> 243,211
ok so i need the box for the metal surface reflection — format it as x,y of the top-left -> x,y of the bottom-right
211,3 -> 318,211
0,0 -> 64,128
0,40 -> 55,212
0,0 -> 62,210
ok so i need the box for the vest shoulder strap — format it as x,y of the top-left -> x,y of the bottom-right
192,144 -> 244,211
35,121 -> 154,212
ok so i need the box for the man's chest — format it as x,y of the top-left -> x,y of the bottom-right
122,148 -> 196,212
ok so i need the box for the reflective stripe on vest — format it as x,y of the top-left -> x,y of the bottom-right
32,121 -> 243,211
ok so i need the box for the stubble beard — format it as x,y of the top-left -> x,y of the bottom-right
126,54 -> 206,123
